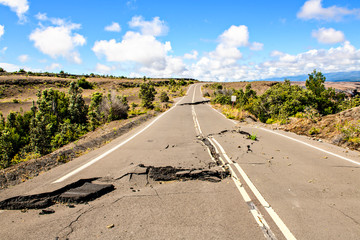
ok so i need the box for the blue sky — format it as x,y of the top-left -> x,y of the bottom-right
1,0 -> 360,81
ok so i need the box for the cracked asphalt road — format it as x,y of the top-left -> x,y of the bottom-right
1,84 -> 360,239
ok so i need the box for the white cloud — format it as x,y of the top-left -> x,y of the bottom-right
257,41 -> 360,77
0,62 -> 38,72
188,38 -> 360,81
297,0 -> 360,21
184,50 -> 198,60
219,25 -> 249,48
250,42 -> 264,51
93,16 -> 188,78
0,25 -> 4,38
29,18 -> 86,64
312,27 -> 345,44
0,0 -> 29,22
18,54 -> 29,62
139,56 -> 186,77
35,12 -> 47,21
92,31 -> 171,66
46,63 -> 61,70
183,25 -> 264,81
129,16 -> 168,36
105,22 -> 121,32
0,62 -> 20,72
95,63 -> 113,73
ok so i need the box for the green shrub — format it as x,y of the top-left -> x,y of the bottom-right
77,77 -> 93,89
249,133 -> 257,141
309,127 -> 320,135
266,118 -> 276,124
139,82 -> 157,109
160,92 -> 169,102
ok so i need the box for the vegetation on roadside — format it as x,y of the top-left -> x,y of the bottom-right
204,70 -> 360,147
0,72 -> 195,169
205,70 -> 356,123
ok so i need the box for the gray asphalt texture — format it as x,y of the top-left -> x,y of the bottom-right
0,84 -> 359,240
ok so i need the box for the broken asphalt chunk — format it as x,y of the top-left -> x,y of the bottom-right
0,178 -> 114,210
58,182 -> 114,204
39,208 -> 55,215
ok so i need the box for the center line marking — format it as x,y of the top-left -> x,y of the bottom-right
191,89 -> 288,240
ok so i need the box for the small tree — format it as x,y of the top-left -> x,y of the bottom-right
0,67 -> 5,72
139,82 -> 157,109
160,92 -> 169,102
68,82 -> 88,124
305,70 -> 326,97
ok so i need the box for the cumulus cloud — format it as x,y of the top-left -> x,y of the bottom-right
297,0 -> 360,21
0,0 -> 29,22
105,22 -> 121,32
312,27 -> 345,44
129,16 -> 168,36
188,39 -> 360,81
258,41 -> 360,77
93,31 -> 171,67
184,25 -> 264,81
184,50 -> 198,60
139,56 -> 186,77
29,17 -> 86,64
18,54 -> 29,62
219,25 -> 249,48
93,16 -> 189,77
0,25 -> 4,38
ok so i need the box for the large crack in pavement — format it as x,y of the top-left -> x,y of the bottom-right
207,128 -> 252,138
0,164 -> 230,211
179,100 -> 210,106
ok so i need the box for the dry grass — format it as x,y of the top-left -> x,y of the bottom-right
0,75 -> 189,117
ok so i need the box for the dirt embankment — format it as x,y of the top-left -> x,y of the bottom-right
281,106 -> 360,151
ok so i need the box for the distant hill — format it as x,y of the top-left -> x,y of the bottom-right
255,71 -> 360,82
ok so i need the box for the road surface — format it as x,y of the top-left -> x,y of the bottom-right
0,83 -> 360,240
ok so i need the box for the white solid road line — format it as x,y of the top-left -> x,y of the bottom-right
53,84 -> 196,184
258,127 -> 360,166
191,89 -> 279,240
211,137 -> 296,240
